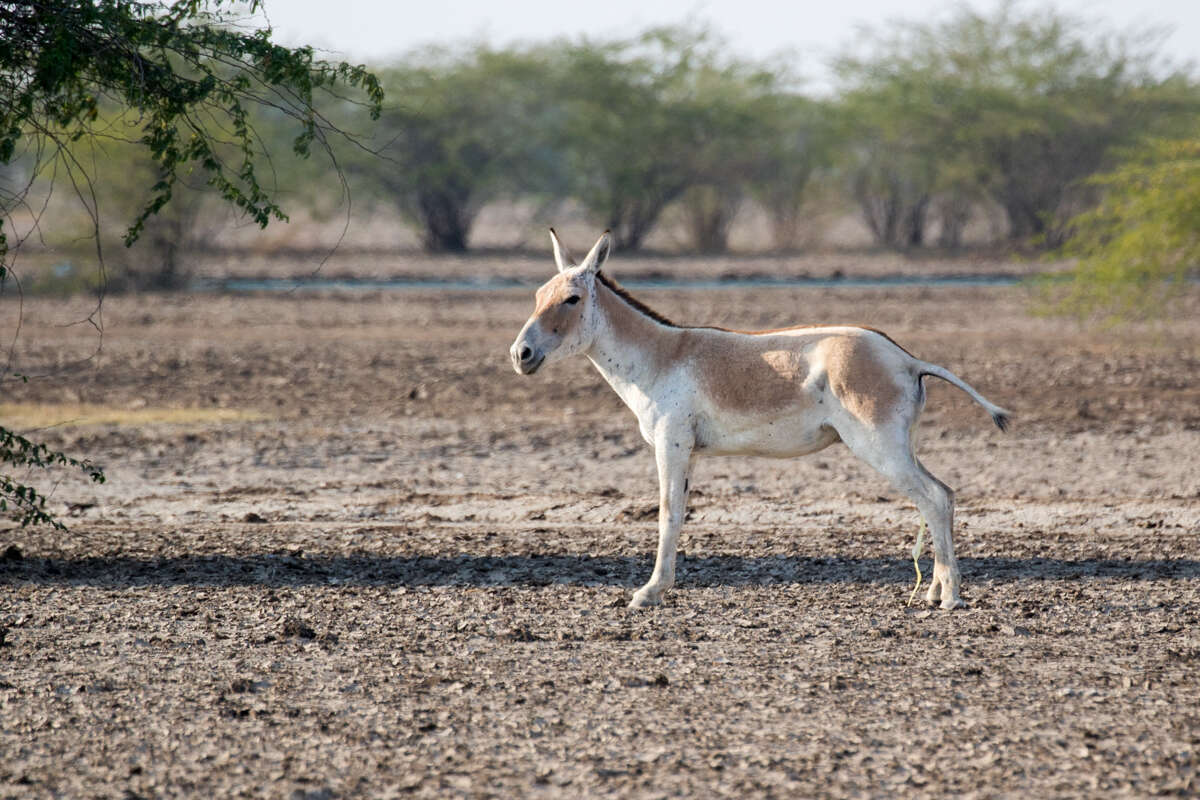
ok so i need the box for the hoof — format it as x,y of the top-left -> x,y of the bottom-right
628,588 -> 663,609
939,596 -> 967,611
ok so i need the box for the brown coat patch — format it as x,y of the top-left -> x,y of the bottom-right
692,335 -> 812,415
590,277 -> 911,425
819,336 -> 904,424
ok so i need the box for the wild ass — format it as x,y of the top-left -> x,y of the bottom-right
510,231 -> 1009,610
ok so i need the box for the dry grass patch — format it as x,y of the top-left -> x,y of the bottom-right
0,402 -> 264,430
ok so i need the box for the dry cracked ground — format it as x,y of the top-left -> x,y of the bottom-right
2,255 -> 1199,798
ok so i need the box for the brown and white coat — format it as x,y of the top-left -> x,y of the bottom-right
511,231 -> 1009,610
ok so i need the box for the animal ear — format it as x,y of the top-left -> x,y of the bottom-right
579,231 -> 612,274
549,228 -> 575,273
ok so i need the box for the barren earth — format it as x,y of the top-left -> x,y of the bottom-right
2,254 -> 1199,798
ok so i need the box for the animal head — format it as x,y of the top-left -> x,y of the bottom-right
510,230 -> 611,375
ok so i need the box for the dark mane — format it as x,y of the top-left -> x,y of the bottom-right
596,271 -> 679,328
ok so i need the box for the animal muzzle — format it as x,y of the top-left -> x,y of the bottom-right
510,340 -> 544,375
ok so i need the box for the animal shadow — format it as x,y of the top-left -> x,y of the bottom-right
3,552 -> 1198,589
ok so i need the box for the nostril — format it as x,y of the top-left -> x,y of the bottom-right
520,346 -> 532,362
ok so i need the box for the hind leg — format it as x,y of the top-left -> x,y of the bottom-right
837,422 -> 964,610
918,471 -> 959,609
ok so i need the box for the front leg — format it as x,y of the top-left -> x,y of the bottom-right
629,431 -> 694,609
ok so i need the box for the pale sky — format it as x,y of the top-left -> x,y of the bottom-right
252,0 -> 1200,89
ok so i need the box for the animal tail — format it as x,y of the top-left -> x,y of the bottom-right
917,362 -> 1011,432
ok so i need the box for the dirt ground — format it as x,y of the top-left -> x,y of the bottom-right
2,254 -> 1199,798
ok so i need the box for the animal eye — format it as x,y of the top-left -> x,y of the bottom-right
565,295 -> 581,305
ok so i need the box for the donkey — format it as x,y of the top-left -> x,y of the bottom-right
510,230 -> 1009,610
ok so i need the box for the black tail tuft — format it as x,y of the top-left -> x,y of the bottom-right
992,411 -> 1011,433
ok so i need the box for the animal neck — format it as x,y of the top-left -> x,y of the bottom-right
585,275 -> 681,397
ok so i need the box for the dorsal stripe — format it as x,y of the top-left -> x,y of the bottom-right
595,271 -> 916,356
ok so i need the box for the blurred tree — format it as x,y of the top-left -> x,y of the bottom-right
670,49 -> 782,253
745,94 -> 838,251
554,29 -> 707,251
34,97 -> 353,291
0,0 -> 383,527
361,47 -> 563,252
834,51 -> 955,248
1056,138 -> 1200,318
845,137 -> 937,249
834,1 -> 1197,248
46,109 -> 219,290
962,8 -> 1196,245
363,29 -> 816,254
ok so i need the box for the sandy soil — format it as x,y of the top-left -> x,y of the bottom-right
2,256 -> 1199,798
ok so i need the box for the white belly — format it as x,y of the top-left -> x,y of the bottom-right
694,412 -> 840,457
